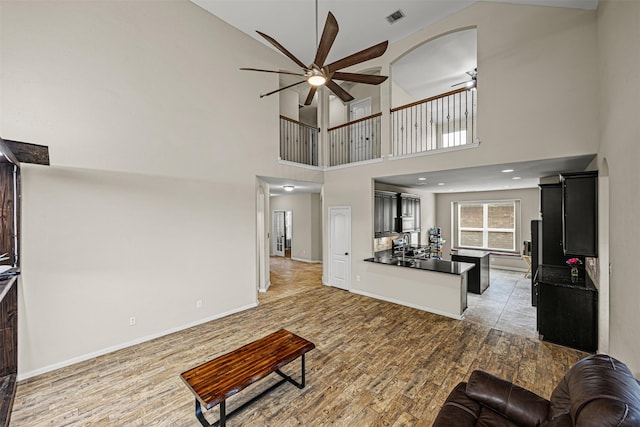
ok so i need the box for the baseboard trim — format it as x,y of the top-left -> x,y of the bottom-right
18,302 -> 258,381
259,279 -> 271,293
350,289 -> 463,320
290,257 -> 322,264
491,265 -> 528,273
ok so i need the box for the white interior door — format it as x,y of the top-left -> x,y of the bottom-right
329,206 -> 351,290
272,210 -> 285,257
349,98 -> 372,162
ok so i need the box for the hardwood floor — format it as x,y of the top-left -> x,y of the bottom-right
11,257 -> 587,426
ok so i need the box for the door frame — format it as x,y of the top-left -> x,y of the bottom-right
328,206 -> 351,291
272,210 -> 285,257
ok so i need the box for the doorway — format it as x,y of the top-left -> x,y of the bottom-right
328,206 -> 351,290
349,97 -> 372,162
272,210 -> 293,258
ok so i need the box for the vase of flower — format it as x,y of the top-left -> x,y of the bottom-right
566,257 -> 582,281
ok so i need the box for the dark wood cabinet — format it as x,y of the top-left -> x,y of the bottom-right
539,184 -> 566,266
0,278 -> 17,426
374,191 -> 397,237
396,193 -> 421,233
374,191 -> 421,236
562,171 -> 598,257
537,265 -> 597,352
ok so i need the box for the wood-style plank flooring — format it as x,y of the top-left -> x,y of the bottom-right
11,257 -> 587,426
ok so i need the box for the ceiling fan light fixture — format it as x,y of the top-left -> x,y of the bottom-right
307,71 -> 327,86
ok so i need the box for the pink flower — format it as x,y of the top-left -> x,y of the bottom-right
566,258 -> 582,266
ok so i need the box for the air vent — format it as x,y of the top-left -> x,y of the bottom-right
386,10 -> 405,24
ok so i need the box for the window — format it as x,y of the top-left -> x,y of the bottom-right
456,201 -> 516,251
442,130 -> 467,148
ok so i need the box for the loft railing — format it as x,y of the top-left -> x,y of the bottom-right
279,115 -> 319,167
327,112 -> 382,167
390,87 -> 477,157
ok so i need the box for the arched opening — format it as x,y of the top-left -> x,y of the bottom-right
390,28 -> 478,155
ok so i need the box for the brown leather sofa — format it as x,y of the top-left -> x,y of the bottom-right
433,354 -> 640,426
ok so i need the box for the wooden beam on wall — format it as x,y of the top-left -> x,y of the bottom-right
0,139 -> 50,166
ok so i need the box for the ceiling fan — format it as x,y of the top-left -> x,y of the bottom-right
240,10 -> 389,105
452,68 -> 478,88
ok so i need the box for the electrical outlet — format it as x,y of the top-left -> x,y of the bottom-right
196,300 -> 202,309
129,316 -> 136,326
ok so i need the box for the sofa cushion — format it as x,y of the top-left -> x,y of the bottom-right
466,370 -> 550,427
549,354 -> 640,426
432,382 -> 482,426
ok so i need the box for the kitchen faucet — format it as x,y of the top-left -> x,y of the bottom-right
402,233 -> 410,260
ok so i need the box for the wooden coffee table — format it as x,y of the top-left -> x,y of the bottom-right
180,329 -> 315,427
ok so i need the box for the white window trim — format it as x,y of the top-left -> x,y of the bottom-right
453,200 -> 520,253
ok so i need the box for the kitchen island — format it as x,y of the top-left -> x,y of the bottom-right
363,252 -> 474,319
451,249 -> 490,294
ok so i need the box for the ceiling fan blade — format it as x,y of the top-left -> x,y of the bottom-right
326,79 -> 354,103
331,72 -> 388,85
304,87 -> 317,106
313,12 -> 339,68
240,68 -> 305,77
259,80 -> 307,99
256,31 -> 308,70
326,41 -> 389,72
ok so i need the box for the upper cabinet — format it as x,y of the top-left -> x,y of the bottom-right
373,191 -> 421,237
374,191 -> 397,237
561,171 -> 598,257
397,193 -> 421,233
539,183 -> 566,266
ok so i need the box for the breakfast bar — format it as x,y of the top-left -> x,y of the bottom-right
363,253 -> 474,319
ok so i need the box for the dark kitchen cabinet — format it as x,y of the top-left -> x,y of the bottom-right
374,191 -> 397,237
562,171 -> 598,257
537,265 -> 598,352
539,184 -> 566,266
396,193 -> 421,233
0,278 -> 17,426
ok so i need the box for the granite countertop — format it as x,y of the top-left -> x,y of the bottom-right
451,249 -> 491,258
536,264 -> 597,291
365,253 -> 474,275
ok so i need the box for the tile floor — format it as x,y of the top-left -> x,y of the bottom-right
464,268 -> 538,339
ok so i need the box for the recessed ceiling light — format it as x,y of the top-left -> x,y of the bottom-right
437,182 -> 445,186
503,185 -> 511,188
512,176 -> 521,180
501,169 -> 514,173
283,185 -> 295,192
418,177 -> 427,181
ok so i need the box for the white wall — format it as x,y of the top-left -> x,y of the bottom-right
435,187 -> 540,270
279,89 -> 299,121
596,0 -> 640,375
1,0 -> 324,377
270,193 -> 322,262
323,2 -> 598,323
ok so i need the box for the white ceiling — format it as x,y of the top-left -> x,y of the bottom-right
259,176 -> 323,196
375,155 -> 596,193
192,0 -> 597,104
392,28 -> 477,101
191,0 -> 597,71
